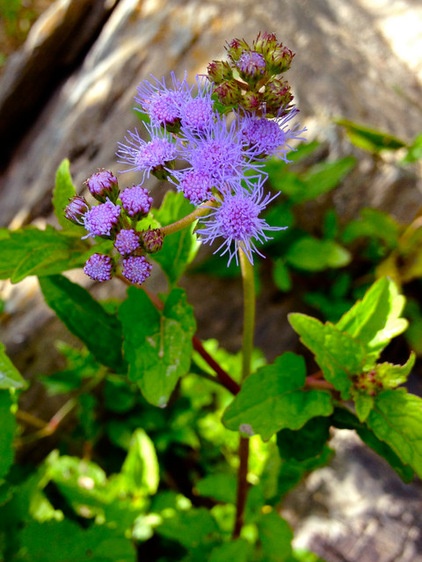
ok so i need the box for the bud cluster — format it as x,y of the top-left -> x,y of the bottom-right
207,32 -> 295,117
65,169 -> 162,284
353,369 -> 384,397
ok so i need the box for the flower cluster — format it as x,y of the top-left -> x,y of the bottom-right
65,169 -> 157,284
65,32 -> 305,283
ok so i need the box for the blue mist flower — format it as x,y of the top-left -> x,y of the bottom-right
178,114 -> 264,194
114,229 -> 140,256
240,108 -> 305,160
83,199 -> 121,238
196,181 -> 285,265
83,254 -> 113,282
135,71 -> 192,127
116,125 -> 178,181
236,50 -> 266,78
85,169 -> 119,202
122,256 -> 152,285
120,185 -> 153,218
169,169 -> 214,205
65,195 -> 90,225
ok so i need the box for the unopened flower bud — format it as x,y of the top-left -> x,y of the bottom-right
207,60 -> 233,84
253,32 -> 279,57
226,37 -> 250,63
267,45 -> 295,75
65,195 -> 90,226
141,228 -> 164,254
85,169 -> 119,202
240,90 -> 262,113
213,80 -> 242,107
263,78 -> 293,115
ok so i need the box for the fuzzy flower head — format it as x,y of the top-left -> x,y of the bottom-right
122,256 -> 152,285
179,115 -> 263,194
170,169 -> 214,205
135,72 -> 191,128
120,185 -> 153,219
236,50 -> 266,81
241,108 -> 306,160
114,229 -> 140,256
116,125 -> 177,182
65,195 -> 90,226
196,182 -> 284,265
83,254 -> 113,282
83,199 -> 121,238
179,78 -> 215,133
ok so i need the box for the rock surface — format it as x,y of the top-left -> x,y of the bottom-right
0,1 -> 421,560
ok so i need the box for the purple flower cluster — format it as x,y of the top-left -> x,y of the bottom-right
65,32 -> 305,280
65,170 -> 155,284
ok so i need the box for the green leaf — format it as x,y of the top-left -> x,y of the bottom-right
0,226 -> 90,283
120,287 -> 196,406
0,390 -> 16,480
375,352 -> 415,389
331,407 -> 414,482
17,519 -> 136,562
151,191 -> 200,284
222,353 -> 333,441
341,207 -> 399,249
288,314 -> 364,398
256,511 -> 293,562
402,132 -> 422,164
0,342 -> 26,389
195,473 -> 237,504
121,429 -> 159,495
300,156 -> 356,202
285,237 -> 351,271
209,539 -> 252,562
39,275 -> 125,372
276,417 -> 331,461
273,259 -> 292,292
52,159 -> 79,231
157,507 -> 219,549
353,393 -> 374,423
336,277 -> 407,361
366,389 -> 422,478
336,118 -> 407,153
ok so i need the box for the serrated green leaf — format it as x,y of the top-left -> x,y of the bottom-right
120,287 -> 196,406
121,429 -> 159,495
288,314 -> 364,398
0,226 -> 91,283
376,352 -> 415,389
366,389 -> 422,478
0,390 -> 16,480
222,353 -> 333,441
39,275 -> 125,372
151,191 -> 200,284
285,237 -> 351,271
52,159 -> 80,232
336,277 -> 407,360
0,342 -> 26,389
256,511 -> 293,562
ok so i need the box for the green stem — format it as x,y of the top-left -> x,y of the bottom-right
233,248 -> 256,539
160,199 -> 216,236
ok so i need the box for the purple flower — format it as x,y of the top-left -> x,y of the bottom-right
65,195 -> 90,225
241,109 -> 305,160
83,254 -> 113,282
83,199 -> 121,238
120,185 -> 153,218
170,169 -> 214,205
178,114 -> 263,194
179,78 -> 215,132
85,169 -> 119,202
135,72 -> 191,127
122,256 -> 152,285
116,125 -> 178,181
196,181 -> 284,265
114,229 -> 140,256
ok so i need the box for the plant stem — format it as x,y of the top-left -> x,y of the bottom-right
233,248 -> 255,538
160,199 -> 216,236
